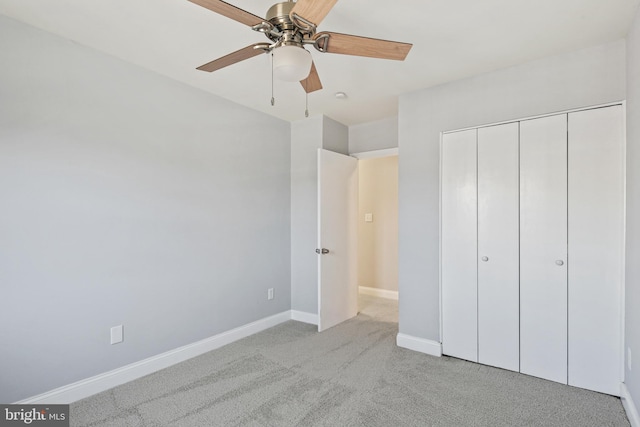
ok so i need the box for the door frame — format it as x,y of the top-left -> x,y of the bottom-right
316,147 -> 399,331
350,147 -> 400,301
351,147 -> 399,160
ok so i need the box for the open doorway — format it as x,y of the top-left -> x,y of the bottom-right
356,154 -> 398,323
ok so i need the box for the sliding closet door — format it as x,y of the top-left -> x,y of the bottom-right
519,114 -> 568,384
476,123 -> 520,371
568,106 -> 624,395
442,129 -> 478,362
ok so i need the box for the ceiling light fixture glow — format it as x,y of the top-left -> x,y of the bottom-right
272,45 -> 313,82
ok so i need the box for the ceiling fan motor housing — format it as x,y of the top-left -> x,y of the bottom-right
265,2 -> 316,47
266,2 -> 296,29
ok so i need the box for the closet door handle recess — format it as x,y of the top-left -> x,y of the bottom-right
481,256 -> 489,262
555,260 -> 564,266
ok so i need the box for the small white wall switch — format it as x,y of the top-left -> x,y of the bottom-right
111,325 -> 123,345
364,213 -> 373,222
268,288 -> 274,300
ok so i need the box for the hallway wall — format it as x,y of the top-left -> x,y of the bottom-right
358,156 -> 399,292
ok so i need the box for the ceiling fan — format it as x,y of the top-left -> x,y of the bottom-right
188,0 -> 413,94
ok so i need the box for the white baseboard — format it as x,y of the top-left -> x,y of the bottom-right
290,310 -> 318,325
16,311 -> 292,404
622,383 -> 640,427
359,286 -> 399,300
396,333 -> 442,357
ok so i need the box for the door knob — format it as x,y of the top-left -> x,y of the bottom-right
555,260 -> 564,266
481,256 -> 489,262
316,248 -> 329,254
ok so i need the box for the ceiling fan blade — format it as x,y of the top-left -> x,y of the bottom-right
187,0 -> 263,27
289,0 -> 338,28
196,44 -> 268,72
300,61 -> 322,93
314,31 -> 412,61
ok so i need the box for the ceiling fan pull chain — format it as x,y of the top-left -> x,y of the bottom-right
271,52 -> 275,106
305,83 -> 309,118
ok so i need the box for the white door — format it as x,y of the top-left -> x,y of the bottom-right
568,106 -> 624,395
317,149 -> 358,332
441,129 -> 478,362
477,123 -> 520,372
520,114 -> 568,384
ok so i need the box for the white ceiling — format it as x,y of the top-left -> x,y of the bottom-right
0,0 -> 638,125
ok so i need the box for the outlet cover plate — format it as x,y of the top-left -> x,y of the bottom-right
111,325 -> 123,345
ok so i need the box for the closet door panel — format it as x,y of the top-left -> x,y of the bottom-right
568,106 -> 623,396
442,129 -> 478,362
520,114 -> 568,384
477,123 -> 520,372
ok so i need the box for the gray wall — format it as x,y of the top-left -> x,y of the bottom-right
290,116 -> 323,314
398,40 -> 626,341
290,116 -> 348,315
349,117 -> 399,154
0,16 -> 291,403
323,116 -> 349,156
626,5 -> 640,408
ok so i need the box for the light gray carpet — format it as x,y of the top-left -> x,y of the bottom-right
71,295 -> 630,426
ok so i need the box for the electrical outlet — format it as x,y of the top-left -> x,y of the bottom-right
629,347 -> 632,371
268,288 -> 274,300
111,325 -> 123,345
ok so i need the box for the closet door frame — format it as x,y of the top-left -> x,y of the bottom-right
439,102 -> 626,391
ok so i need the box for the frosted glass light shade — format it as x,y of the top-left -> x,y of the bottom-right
272,45 -> 312,82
